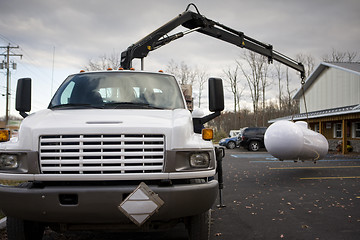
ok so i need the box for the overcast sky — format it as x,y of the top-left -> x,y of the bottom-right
1,0 -> 359,116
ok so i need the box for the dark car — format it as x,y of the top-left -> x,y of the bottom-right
239,127 -> 267,151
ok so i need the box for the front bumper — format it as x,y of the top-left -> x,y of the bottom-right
0,180 -> 218,224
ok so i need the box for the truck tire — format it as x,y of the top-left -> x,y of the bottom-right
7,217 -> 45,240
187,209 -> 210,240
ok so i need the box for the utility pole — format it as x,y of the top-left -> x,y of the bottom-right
0,44 -> 22,127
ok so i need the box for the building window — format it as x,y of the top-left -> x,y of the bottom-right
314,124 -> 320,133
334,123 -> 342,138
352,122 -> 360,138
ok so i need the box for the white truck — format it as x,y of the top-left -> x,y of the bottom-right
0,70 -> 225,240
0,3 -> 307,239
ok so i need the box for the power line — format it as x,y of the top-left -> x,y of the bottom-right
0,34 -> 18,47
1,34 -> 55,85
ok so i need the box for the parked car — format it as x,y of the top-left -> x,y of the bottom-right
239,127 -> 267,151
219,135 -> 240,149
218,128 -> 244,149
229,129 -> 241,138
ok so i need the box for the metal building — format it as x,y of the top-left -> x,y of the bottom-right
270,62 -> 360,154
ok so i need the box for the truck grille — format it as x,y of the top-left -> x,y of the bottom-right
39,134 -> 165,174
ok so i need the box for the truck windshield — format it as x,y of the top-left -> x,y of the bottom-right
49,72 -> 185,110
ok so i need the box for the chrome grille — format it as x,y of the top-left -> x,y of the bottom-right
39,134 -> 165,174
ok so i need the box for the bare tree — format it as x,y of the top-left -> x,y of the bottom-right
296,53 -> 316,78
237,51 -> 267,126
223,64 -> 245,128
283,68 -> 298,112
322,49 -> 359,62
260,58 -> 270,126
166,60 -> 195,85
85,51 -> 121,71
167,60 -> 210,109
274,62 -> 284,110
223,65 -> 243,113
166,59 -> 180,76
195,68 -> 208,108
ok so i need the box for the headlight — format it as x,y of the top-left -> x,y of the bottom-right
189,152 -> 210,168
219,139 -> 225,143
0,154 -> 19,169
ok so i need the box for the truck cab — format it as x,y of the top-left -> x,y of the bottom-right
0,70 -> 224,240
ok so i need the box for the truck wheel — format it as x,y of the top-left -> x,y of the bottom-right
226,141 -> 236,149
187,209 -> 210,240
7,217 -> 45,240
248,141 -> 260,151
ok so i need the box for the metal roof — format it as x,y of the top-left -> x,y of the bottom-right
269,104 -> 360,123
293,62 -> 360,100
270,62 -> 360,123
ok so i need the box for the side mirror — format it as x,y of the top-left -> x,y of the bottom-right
16,78 -> 32,118
208,78 -> 224,112
193,78 -> 224,133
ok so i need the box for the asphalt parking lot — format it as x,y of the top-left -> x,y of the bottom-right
210,148 -> 360,240
1,149 -> 359,240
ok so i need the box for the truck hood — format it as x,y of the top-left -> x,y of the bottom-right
24,109 -> 185,130
4,109 -> 208,151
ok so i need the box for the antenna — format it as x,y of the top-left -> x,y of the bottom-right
51,46 -> 55,96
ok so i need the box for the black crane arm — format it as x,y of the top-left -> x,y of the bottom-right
120,11 -> 196,70
120,6 -> 305,79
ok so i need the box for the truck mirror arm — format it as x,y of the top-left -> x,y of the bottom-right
193,111 -> 221,134
193,111 -> 221,126
19,111 -> 29,118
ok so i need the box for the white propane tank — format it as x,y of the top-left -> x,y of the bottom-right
264,120 -> 328,161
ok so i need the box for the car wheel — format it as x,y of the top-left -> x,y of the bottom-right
226,141 -> 236,149
248,141 -> 260,151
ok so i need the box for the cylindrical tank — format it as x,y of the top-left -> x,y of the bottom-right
264,120 -> 328,161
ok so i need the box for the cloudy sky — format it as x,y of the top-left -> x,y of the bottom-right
0,0 -> 359,116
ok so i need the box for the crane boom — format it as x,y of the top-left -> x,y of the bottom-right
120,5 -> 305,79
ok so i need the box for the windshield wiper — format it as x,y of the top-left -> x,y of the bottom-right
49,103 -> 104,109
103,102 -> 163,109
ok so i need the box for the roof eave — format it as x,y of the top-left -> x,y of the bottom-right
269,106 -> 360,123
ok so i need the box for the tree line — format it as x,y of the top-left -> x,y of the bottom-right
84,49 -> 359,140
